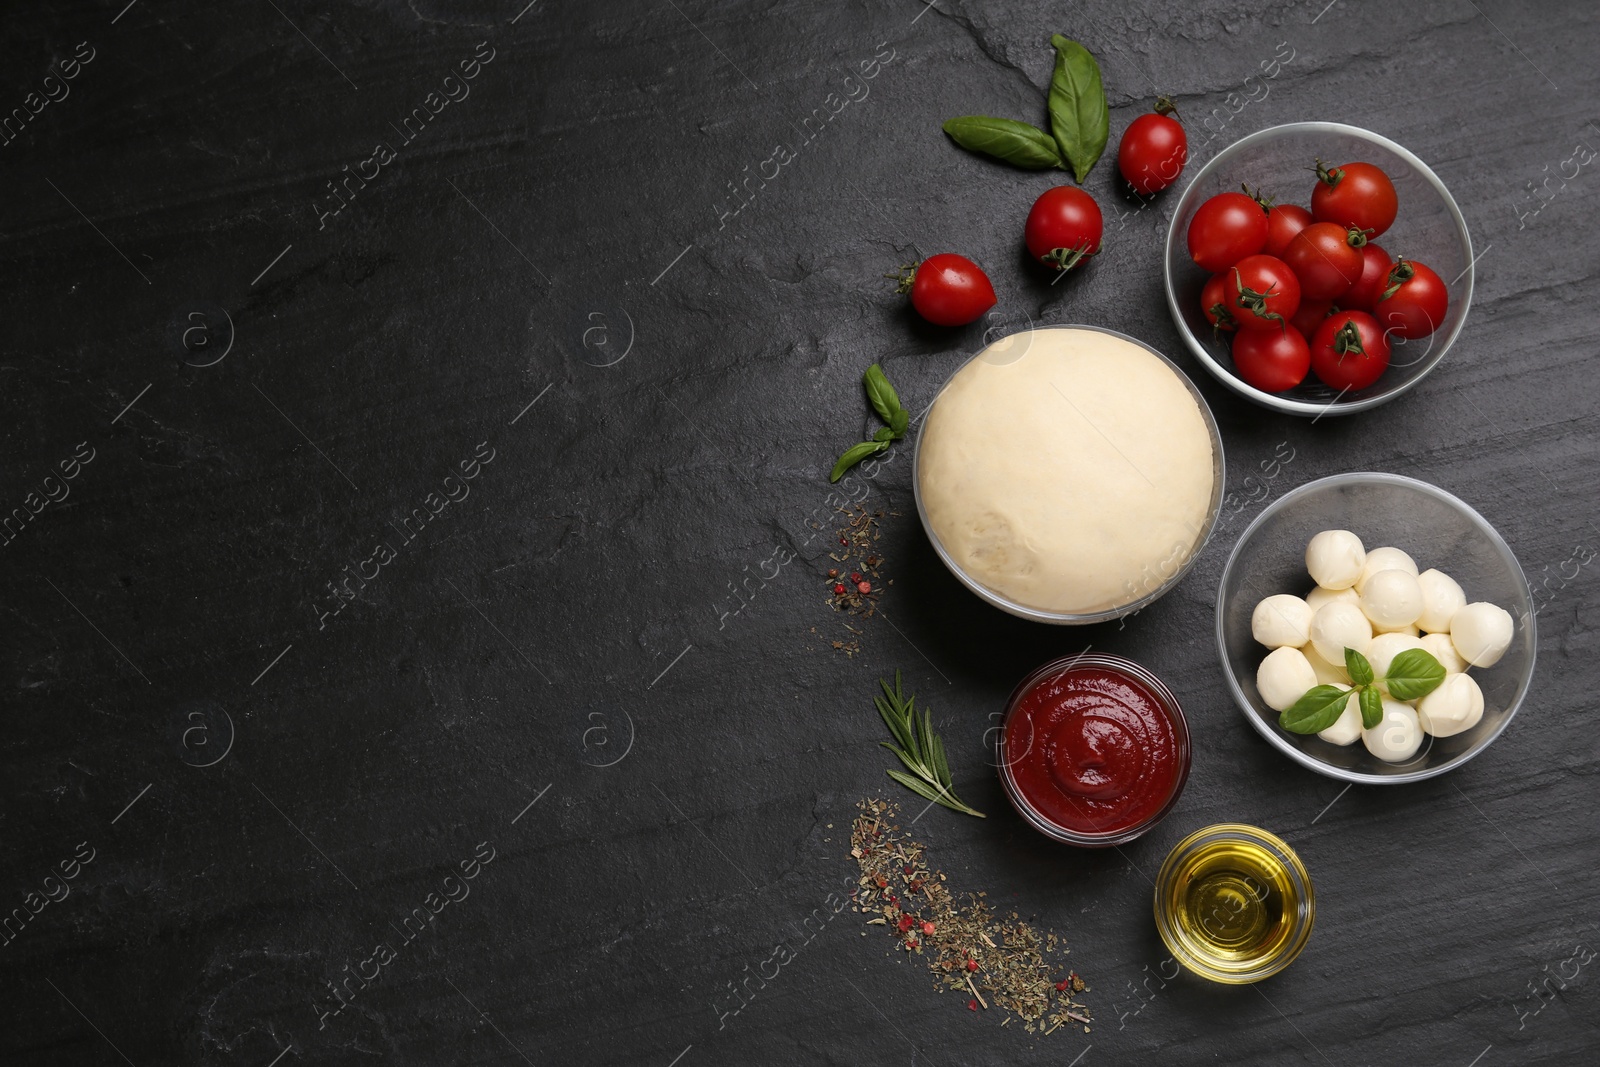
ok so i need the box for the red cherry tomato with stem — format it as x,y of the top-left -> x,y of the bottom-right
1232,326 -> 1311,393
1310,310 -> 1391,391
1229,254 -> 1301,332
1187,191 -> 1269,272
1373,257 -> 1449,339
1118,98 -> 1188,196
1311,160 -> 1398,237
1284,222 -> 1368,300
1340,242 -> 1392,311
899,254 -> 996,326
1025,187 -> 1103,271
1201,273 -> 1238,335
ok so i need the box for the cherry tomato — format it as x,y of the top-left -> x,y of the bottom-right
1228,254 -> 1301,332
1289,297 -> 1334,339
1232,325 -> 1311,392
1025,187 -> 1103,271
1373,257 -> 1449,338
1340,242 -> 1392,311
1201,272 -> 1237,334
1187,191 -> 1269,272
1311,160 -> 1398,237
1310,310 -> 1391,391
1118,99 -> 1187,196
1264,202 -> 1314,258
904,254 -> 996,326
1284,222 -> 1366,300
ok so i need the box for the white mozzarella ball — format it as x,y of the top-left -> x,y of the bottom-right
1363,698 -> 1424,762
1359,569 -> 1425,630
1416,673 -> 1485,738
1355,546 -> 1419,593
1309,601 -> 1373,665
1368,632 -> 1426,692
1252,594 -> 1315,649
1373,621 -> 1421,636
1317,692 -> 1363,746
1303,644 -> 1351,686
1305,530 -> 1366,590
1450,602 -> 1515,668
1420,632 -> 1468,674
1306,585 -> 1360,612
1257,647 -> 1318,712
1415,569 -> 1467,633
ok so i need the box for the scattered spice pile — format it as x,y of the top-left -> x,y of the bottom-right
822,506 -> 893,657
849,798 -> 1091,1035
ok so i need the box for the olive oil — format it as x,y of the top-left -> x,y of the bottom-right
1154,824 -> 1313,983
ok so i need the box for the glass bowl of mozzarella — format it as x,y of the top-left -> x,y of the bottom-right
1216,472 -> 1536,783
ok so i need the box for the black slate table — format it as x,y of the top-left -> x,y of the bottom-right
4,2 -> 1597,1064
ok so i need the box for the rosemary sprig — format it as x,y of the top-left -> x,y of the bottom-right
874,671 -> 985,818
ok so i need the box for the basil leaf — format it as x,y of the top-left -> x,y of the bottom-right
1359,685 -> 1383,730
863,363 -> 900,426
889,407 -> 909,438
1384,648 -> 1447,701
1345,647 -> 1375,686
1046,35 -> 1109,184
872,426 -> 895,443
1278,685 -> 1353,734
830,440 -> 887,483
942,116 -> 1064,170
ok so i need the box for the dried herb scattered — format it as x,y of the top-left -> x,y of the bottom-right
825,505 -> 888,616
850,799 -> 1091,1034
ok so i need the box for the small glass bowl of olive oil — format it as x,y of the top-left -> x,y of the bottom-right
1153,823 -> 1314,984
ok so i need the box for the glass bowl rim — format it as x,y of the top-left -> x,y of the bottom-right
1214,471 -> 1538,784
911,323 -> 1226,624
1161,120 -> 1475,417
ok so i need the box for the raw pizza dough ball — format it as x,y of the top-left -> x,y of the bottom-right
1257,647 -> 1317,712
917,327 -> 1216,614
1306,585 -> 1360,612
1415,569 -> 1467,633
1417,673 -> 1485,737
1252,594 -> 1314,649
1318,692 -> 1363,746
1450,602 -> 1515,668
1420,632 -> 1468,674
1355,546 -> 1419,593
1363,698 -> 1424,762
1309,601 -> 1373,665
1368,632 -> 1426,693
1359,569 -> 1425,630
1304,644 -> 1351,686
1305,530 -> 1366,590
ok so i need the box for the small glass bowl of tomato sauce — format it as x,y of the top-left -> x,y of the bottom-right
997,653 -> 1192,847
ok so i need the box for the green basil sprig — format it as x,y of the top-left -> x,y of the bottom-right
831,363 -> 909,483
941,117 -> 1064,170
1047,35 -> 1109,184
1278,646 -> 1448,734
939,34 -> 1109,181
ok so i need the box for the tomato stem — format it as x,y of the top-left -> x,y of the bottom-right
1231,267 -> 1286,329
1378,256 -> 1415,302
885,262 -> 921,295
1332,319 -> 1367,358
1154,95 -> 1180,119
1041,241 -> 1094,271
1314,157 -> 1344,189
1241,182 -> 1275,212
1345,225 -> 1373,248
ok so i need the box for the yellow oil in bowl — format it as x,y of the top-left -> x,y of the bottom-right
1154,824 -> 1313,983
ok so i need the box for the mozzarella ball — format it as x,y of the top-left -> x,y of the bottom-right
1368,632 -> 1426,692
1373,621 -> 1421,636
1415,569 -> 1467,633
1317,692 -> 1363,746
1304,644 -> 1351,686
1306,585 -> 1361,612
1416,673 -> 1485,738
1359,569 -> 1425,630
1252,594 -> 1315,649
1309,601 -> 1373,665
1257,647 -> 1318,712
1450,602 -> 1515,668
1420,632 -> 1468,674
1356,546 -> 1419,593
1363,699 -> 1424,762
1305,530 -> 1366,590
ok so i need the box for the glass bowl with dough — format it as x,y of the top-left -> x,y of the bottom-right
914,325 -> 1224,624
1217,472 -> 1536,783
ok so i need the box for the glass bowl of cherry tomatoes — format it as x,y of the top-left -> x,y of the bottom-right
1162,122 -> 1474,416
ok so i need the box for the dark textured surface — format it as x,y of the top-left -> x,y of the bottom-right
3,1 -> 1597,1064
